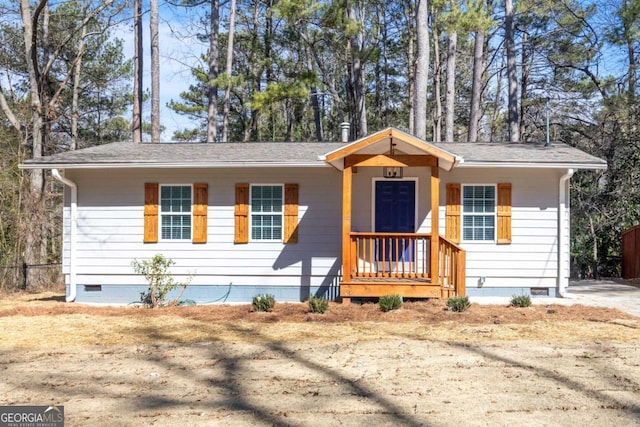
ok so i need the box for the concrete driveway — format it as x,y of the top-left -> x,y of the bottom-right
470,279 -> 640,317
566,279 -> 640,317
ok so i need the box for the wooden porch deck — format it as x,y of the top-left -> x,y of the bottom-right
340,232 -> 465,301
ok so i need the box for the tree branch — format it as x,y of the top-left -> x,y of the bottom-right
0,88 -> 21,132
41,0 -> 115,100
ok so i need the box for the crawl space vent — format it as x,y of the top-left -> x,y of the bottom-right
530,288 -> 548,296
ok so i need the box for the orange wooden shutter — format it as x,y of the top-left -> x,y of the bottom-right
192,183 -> 208,244
445,183 -> 461,243
284,184 -> 299,244
234,183 -> 249,243
497,183 -> 512,244
144,183 -> 159,243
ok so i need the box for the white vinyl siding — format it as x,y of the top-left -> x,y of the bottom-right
61,168 -> 341,294
250,185 -> 283,241
435,168 -> 563,289
160,185 -> 192,240
462,185 -> 496,242
59,165 -> 569,297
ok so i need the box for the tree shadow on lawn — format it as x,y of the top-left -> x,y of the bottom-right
395,329 -> 640,419
128,322 -> 431,426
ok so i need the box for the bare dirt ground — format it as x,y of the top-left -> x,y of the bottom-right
0,291 -> 639,426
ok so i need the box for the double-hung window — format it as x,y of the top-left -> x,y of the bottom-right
160,185 -> 192,240
462,185 -> 496,241
250,185 -> 283,241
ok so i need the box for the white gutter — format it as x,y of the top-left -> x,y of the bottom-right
51,169 -> 78,302
557,168 -> 574,297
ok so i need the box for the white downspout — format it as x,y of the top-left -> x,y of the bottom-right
558,168 -> 574,297
52,169 -> 78,302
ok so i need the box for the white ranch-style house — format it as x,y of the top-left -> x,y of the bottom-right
22,128 -> 606,304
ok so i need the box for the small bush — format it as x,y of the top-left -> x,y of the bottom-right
379,294 -> 402,312
252,294 -> 276,312
308,296 -> 329,314
131,254 -> 191,308
510,295 -> 532,308
447,296 -> 471,312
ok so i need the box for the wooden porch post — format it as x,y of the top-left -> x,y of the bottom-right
430,165 -> 440,289
341,164 -> 353,303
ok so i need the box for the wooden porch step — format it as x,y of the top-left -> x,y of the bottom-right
340,280 -> 452,299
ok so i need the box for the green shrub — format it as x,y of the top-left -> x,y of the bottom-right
308,296 -> 329,314
510,295 -> 532,308
131,254 -> 191,308
252,294 -> 276,312
447,296 -> 471,312
379,294 -> 402,312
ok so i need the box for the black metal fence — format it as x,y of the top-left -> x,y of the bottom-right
0,263 -> 62,291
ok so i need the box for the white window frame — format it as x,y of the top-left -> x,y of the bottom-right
461,184 -> 497,243
159,184 -> 193,241
250,184 -> 284,242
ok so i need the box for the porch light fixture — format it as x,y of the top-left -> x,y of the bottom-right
383,139 -> 403,178
383,166 -> 403,179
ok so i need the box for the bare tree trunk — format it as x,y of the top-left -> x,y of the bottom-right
150,0 -> 160,143
12,0 -> 115,288
468,29 -> 484,142
245,0 -> 260,142
307,47 -> 323,141
71,25 -> 87,151
265,0 -> 275,140
133,0 -> 143,143
519,30 -> 529,141
20,0 -> 47,287
445,30 -> 457,142
207,0 -> 220,142
433,28 -> 442,142
348,3 -> 367,138
413,0 -> 429,140
505,0 -> 519,142
589,216 -> 599,279
405,2 -> 415,134
381,5 -> 389,127
221,0 -> 236,142
490,56 -> 505,141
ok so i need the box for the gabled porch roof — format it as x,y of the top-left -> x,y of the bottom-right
321,127 -> 463,171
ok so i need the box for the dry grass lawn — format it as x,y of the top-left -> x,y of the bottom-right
0,291 -> 639,426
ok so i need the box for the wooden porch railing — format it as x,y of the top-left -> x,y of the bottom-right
438,236 -> 466,297
349,232 -> 431,279
347,232 -> 466,297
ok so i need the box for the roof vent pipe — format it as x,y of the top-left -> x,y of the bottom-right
340,122 -> 350,143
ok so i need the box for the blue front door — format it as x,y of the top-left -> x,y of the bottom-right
375,181 -> 416,262
375,180 -> 416,233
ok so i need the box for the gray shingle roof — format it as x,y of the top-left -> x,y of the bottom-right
22,141 -> 347,168
435,141 -> 606,168
21,139 -> 606,169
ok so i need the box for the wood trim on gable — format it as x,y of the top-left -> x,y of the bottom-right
144,183 -> 159,243
344,154 -> 437,168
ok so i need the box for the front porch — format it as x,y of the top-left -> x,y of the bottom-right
323,128 -> 467,302
340,232 -> 466,299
